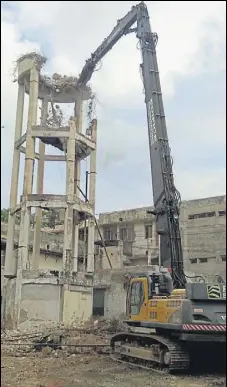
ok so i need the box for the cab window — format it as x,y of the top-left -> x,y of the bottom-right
130,281 -> 144,315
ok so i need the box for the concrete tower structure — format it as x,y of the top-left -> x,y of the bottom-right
4,53 -> 97,279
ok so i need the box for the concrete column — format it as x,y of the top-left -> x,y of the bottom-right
23,66 -> 39,196
18,205 -> 31,270
180,206 -> 189,268
63,119 -> 76,272
19,65 -> 39,270
74,98 -> 83,197
4,84 -> 25,277
73,212 -> 79,272
32,97 -> 48,269
72,97 -> 83,272
87,119 -> 97,273
152,217 -> 156,248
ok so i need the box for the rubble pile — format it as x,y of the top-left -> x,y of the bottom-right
1,317 -> 126,357
82,316 -> 130,334
40,73 -> 80,93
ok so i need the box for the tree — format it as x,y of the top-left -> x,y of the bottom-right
1,208 -> 9,222
1,208 -> 20,224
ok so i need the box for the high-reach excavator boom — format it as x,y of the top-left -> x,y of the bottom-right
78,1 -> 186,288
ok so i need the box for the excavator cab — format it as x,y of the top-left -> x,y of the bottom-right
126,268 -> 173,322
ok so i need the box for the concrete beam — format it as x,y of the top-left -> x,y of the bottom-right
73,201 -> 94,217
27,193 -> 66,202
20,148 -> 66,162
25,197 -> 94,216
15,132 -> 27,149
44,154 -> 66,162
75,132 -> 96,151
20,146 -> 39,159
26,200 -> 67,209
31,125 -> 70,138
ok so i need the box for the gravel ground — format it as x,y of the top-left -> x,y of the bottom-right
1,353 -> 226,387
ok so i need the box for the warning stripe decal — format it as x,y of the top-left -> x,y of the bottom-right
183,324 -> 226,331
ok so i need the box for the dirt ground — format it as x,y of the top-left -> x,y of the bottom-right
1,353 -> 226,387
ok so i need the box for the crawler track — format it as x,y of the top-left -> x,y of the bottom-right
110,332 -> 190,374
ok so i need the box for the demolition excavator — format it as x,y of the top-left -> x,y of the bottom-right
77,2 -> 226,373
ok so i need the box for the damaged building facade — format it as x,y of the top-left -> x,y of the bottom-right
96,195 -> 226,278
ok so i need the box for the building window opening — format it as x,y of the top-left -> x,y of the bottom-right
218,210 -> 226,217
79,228 -> 88,241
119,226 -> 134,241
119,228 -> 127,241
221,255 -> 226,262
188,211 -> 216,220
103,227 -> 117,241
93,289 -> 105,317
145,225 -> 153,239
199,258 -> 208,263
190,258 -> 197,264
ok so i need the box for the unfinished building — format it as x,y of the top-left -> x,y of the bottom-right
3,53 -> 98,329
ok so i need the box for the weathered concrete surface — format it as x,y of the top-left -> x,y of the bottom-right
63,285 -> 92,324
20,283 -> 61,328
2,278 -> 16,329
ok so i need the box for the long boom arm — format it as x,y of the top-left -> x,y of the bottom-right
136,4 -> 186,288
78,2 -> 186,288
77,5 -> 139,87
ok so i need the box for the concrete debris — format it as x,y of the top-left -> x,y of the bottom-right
1,317 -> 126,356
40,72 -> 92,95
82,316 -> 130,334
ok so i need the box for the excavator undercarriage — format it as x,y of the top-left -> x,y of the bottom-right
111,332 -> 190,373
110,330 -> 226,374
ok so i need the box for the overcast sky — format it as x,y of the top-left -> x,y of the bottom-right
1,1 -> 226,214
